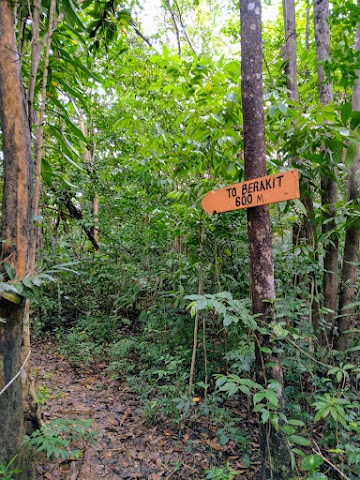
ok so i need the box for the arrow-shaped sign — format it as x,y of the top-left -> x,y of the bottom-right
202,169 -> 300,214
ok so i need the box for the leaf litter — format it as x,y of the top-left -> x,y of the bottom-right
32,338 -> 259,479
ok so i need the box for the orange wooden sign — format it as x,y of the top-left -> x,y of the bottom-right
202,170 -> 300,214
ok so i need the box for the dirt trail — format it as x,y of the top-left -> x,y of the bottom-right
31,339 -> 256,479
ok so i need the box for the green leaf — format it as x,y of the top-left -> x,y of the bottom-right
0,282 -> 19,294
291,448 -> 306,457
59,52 -> 102,83
254,392 -> 266,405
219,382 -> 239,396
31,276 -> 44,287
56,79 -> 89,112
301,454 -> 324,471
239,379 -> 262,390
37,273 -> 56,283
48,127 -> 85,172
239,385 -> 251,395
22,277 -> 34,289
62,153 -> 85,172
261,410 -> 270,423
3,262 -> 15,280
350,110 -> 360,130
41,158 -> 54,187
223,314 -> 238,327
288,419 -> 305,427
226,92 -> 237,103
210,113 -> 221,123
273,323 -> 289,339
339,127 -> 350,136
341,102 -> 352,125
48,126 -> 75,157
61,178 -> 79,189
345,140 -> 357,169
326,138 -> 344,164
264,390 -> 279,406
215,291 -> 232,300
208,299 -> 226,314
215,375 -> 227,387
314,406 -> 330,423
278,101 -> 287,114
261,347 -> 272,353
1,291 -> 22,304
223,61 -> 240,81
62,0 -> 86,30
185,294 -> 205,301
57,113 -> 88,143
305,474 -> 328,479
194,299 -> 208,310
293,198 -> 307,216
289,435 -> 312,447
281,425 -> 296,435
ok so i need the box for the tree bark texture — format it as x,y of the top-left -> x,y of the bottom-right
313,0 -> 338,346
0,1 -> 35,476
334,15 -> 360,351
79,112 -> 100,245
240,1 -> 292,479
282,0 -> 299,102
31,0 -> 57,273
282,0 -> 321,329
313,0 -> 332,103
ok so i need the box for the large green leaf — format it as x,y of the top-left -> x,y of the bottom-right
57,113 -> 88,144
62,0 -> 86,31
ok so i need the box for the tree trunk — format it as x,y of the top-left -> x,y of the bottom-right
79,111 -> 100,245
283,0 -> 321,333
240,2 -> 292,479
334,14 -> 360,351
27,0 -> 41,130
0,1 -> 35,476
282,0 -> 299,102
189,212 -> 205,393
31,0 -> 56,273
164,0 -> 182,56
313,0 -> 338,347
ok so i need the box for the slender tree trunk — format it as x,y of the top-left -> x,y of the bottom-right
164,0 -> 181,56
313,0 -> 338,347
79,112 -> 100,245
283,0 -> 321,331
189,213 -> 205,393
27,0 -> 41,130
240,2 -> 292,479
0,1 -> 35,476
173,1 -> 197,55
282,0 -> 299,102
334,14 -> 360,351
26,1 -> 64,126
31,0 -> 56,273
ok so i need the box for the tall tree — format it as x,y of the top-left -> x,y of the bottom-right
0,1 -> 35,476
282,0 -> 299,102
283,0 -> 320,331
30,0 -> 57,272
334,9 -> 360,351
240,1 -> 292,478
313,0 -> 338,347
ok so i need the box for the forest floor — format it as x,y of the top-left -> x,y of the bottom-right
31,337 -> 260,480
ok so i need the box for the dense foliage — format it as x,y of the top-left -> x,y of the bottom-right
1,0 -> 360,478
